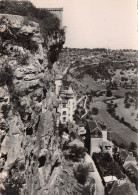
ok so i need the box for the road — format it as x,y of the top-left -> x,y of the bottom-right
81,95 -> 89,119
85,153 -> 105,195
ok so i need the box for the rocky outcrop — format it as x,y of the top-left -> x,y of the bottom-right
0,14 -> 63,195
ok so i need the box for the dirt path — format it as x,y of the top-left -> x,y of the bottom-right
81,95 -> 88,119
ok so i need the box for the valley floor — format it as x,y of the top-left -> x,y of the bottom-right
90,101 -> 138,147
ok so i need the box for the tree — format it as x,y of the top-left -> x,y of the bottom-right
73,163 -> 89,185
130,142 -> 137,150
125,103 -> 131,109
106,89 -> 112,97
112,140 -> 119,147
69,145 -> 86,161
119,143 -> 126,149
92,107 -> 99,115
114,103 -> 118,108
120,117 -> 125,123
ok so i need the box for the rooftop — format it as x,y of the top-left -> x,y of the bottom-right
104,176 -> 118,183
69,138 -> 84,147
109,180 -> 135,195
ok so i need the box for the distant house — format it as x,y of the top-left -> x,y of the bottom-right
109,180 -> 136,195
77,120 -> 86,136
117,149 -> 137,166
69,138 -> 84,147
62,132 -> 69,141
103,176 -> 118,187
70,131 -> 83,142
86,120 -> 113,155
124,162 -> 138,180
69,131 -> 84,147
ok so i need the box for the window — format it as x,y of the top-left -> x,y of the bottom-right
63,104 -> 66,108
63,111 -> 66,115
63,117 -> 66,122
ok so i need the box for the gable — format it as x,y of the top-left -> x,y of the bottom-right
90,127 -> 102,138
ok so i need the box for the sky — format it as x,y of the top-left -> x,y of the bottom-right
30,0 -> 138,49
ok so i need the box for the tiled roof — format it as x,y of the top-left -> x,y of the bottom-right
124,162 -> 133,170
77,120 -> 85,127
102,141 -> 113,147
62,80 -> 72,87
88,121 -> 97,131
69,138 -> 84,147
125,156 -> 136,162
70,131 -> 83,142
90,127 -> 102,136
109,180 -> 135,195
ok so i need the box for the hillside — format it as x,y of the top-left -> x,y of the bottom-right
55,48 -> 137,95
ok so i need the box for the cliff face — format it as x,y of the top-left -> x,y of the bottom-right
0,14 -> 62,195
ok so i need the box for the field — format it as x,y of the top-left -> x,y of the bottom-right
90,100 -> 138,148
109,132 -> 129,147
113,98 -> 138,129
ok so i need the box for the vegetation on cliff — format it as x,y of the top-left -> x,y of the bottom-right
0,0 -> 64,44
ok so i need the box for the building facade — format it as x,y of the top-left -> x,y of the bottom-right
55,78 -> 77,124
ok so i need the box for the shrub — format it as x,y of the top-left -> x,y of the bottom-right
131,126 -> 138,133
130,142 -> 137,150
119,143 -> 126,149
115,115 -> 120,121
125,103 -> 131,109
106,89 -> 112,97
73,163 -> 89,185
114,103 -> 118,108
92,107 -> 99,115
120,117 -> 125,123
68,145 -> 86,161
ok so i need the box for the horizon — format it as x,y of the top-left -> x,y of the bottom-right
30,0 -> 138,50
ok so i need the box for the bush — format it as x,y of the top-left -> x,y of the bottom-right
114,103 -> 118,108
106,89 -> 112,97
115,115 -> 120,121
92,107 -> 99,115
68,145 -> 86,161
120,117 -> 125,123
73,163 -> 89,185
130,142 -> 137,150
125,103 -> 131,109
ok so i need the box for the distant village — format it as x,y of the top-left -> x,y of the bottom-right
54,72 -> 138,195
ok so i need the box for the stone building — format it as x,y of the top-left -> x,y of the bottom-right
86,120 -> 113,156
55,78 -> 77,124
